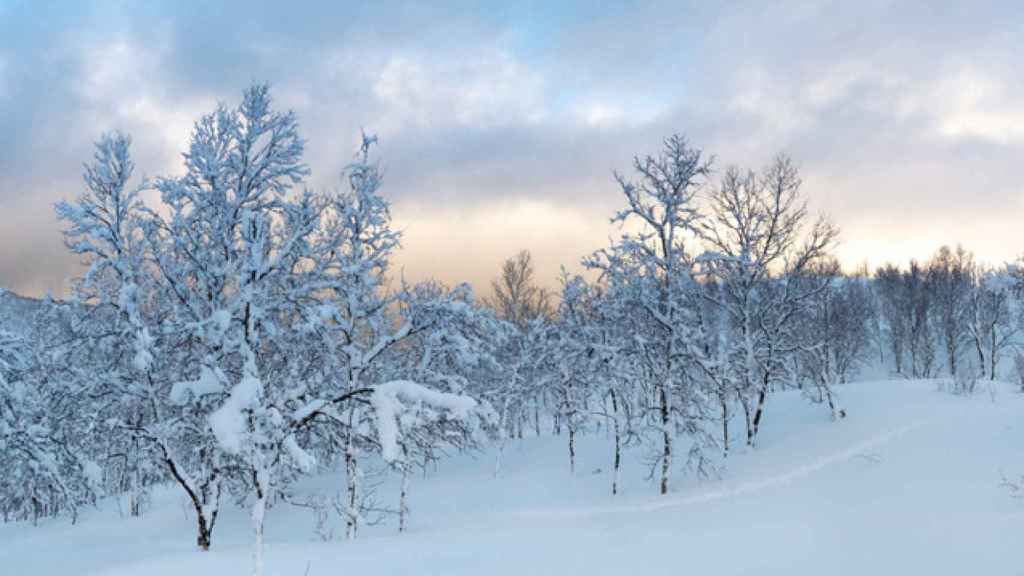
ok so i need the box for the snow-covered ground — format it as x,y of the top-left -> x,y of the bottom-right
2,379 -> 1022,575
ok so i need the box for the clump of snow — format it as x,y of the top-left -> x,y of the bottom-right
284,436 -> 316,472
370,379 -> 478,463
131,326 -> 155,372
170,365 -> 225,405
82,459 -> 104,490
210,370 -> 262,454
211,310 -> 232,332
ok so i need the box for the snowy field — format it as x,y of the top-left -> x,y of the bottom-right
2,379 -> 1022,576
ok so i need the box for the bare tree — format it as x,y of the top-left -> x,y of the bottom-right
794,259 -> 873,419
698,155 -> 839,446
926,245 -> 973,379
966,266 -> 1016,380
487,250 -> 553,329
874,264 -> 908,375
906,261 -> 937,378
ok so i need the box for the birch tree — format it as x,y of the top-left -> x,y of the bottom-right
966,267 -> 1016,380
586,134 -> 713,494
697,156 -> 838,446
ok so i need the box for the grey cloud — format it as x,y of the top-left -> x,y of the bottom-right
2,1 -> 1024,295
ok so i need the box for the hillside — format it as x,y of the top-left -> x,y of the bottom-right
1,379 -> 1021,576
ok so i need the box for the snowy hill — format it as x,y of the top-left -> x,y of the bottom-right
1,379 -> 1022,576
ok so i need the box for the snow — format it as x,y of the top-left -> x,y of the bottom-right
370,379 -> 479,463
169,365 -> 225,405
209,371 -> 262,454
2,379 -> 1022,576
82,460 -> 104,490
132,326 -> 155,372
284,435 -> 316,473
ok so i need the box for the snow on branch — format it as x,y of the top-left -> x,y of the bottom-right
370,380 -> 482,464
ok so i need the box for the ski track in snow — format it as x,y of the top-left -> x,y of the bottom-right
519,420 -> 925,519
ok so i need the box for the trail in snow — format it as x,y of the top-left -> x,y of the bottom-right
519,420 -> 925,518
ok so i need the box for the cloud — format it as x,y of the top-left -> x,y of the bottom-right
2,1 -> 1024,296
930,70 -> 1024,144
73,38 -> 216,170
372,51 -> 546,132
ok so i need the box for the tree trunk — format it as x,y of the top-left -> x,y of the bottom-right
344,435 -> 359,540
990,329 -> 998,381
163,453 -> 219,552
974,333 -> 987,379
948,341 -> 957,378
894,341 -> 903,375
251,495 -> 265,576
398,460 -> 409,533
658,383 -> 671,495
749,386 -> 768,448
568,420 -> 576,475
610,390 -> 621,496
494,400 -> 509,478
251,466 -> 268,576
720,396 -> 729,459
196,513 -> 213,551
824,385 -> 843,421
741,394 -> 753,447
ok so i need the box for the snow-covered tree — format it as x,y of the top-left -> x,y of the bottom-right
484,249 -> 558,443
696,156 -> 839,446
926,245 -> 974,381
793,260 -> 874,418
966,267 -> 1017,380
874,264 -> 910,375
54,131 -> 161,519
490,314 -> 553,476
375,281 -> 498,531
553,273 -> 639,491
0,324 -> 100,524
551,274 -> 596,475
586,134 -> 714,494
54,86 -> 491,572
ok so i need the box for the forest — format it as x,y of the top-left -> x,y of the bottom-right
2,84 -> 1022,575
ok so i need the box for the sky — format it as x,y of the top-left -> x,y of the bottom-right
1,1 -> 1023,297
